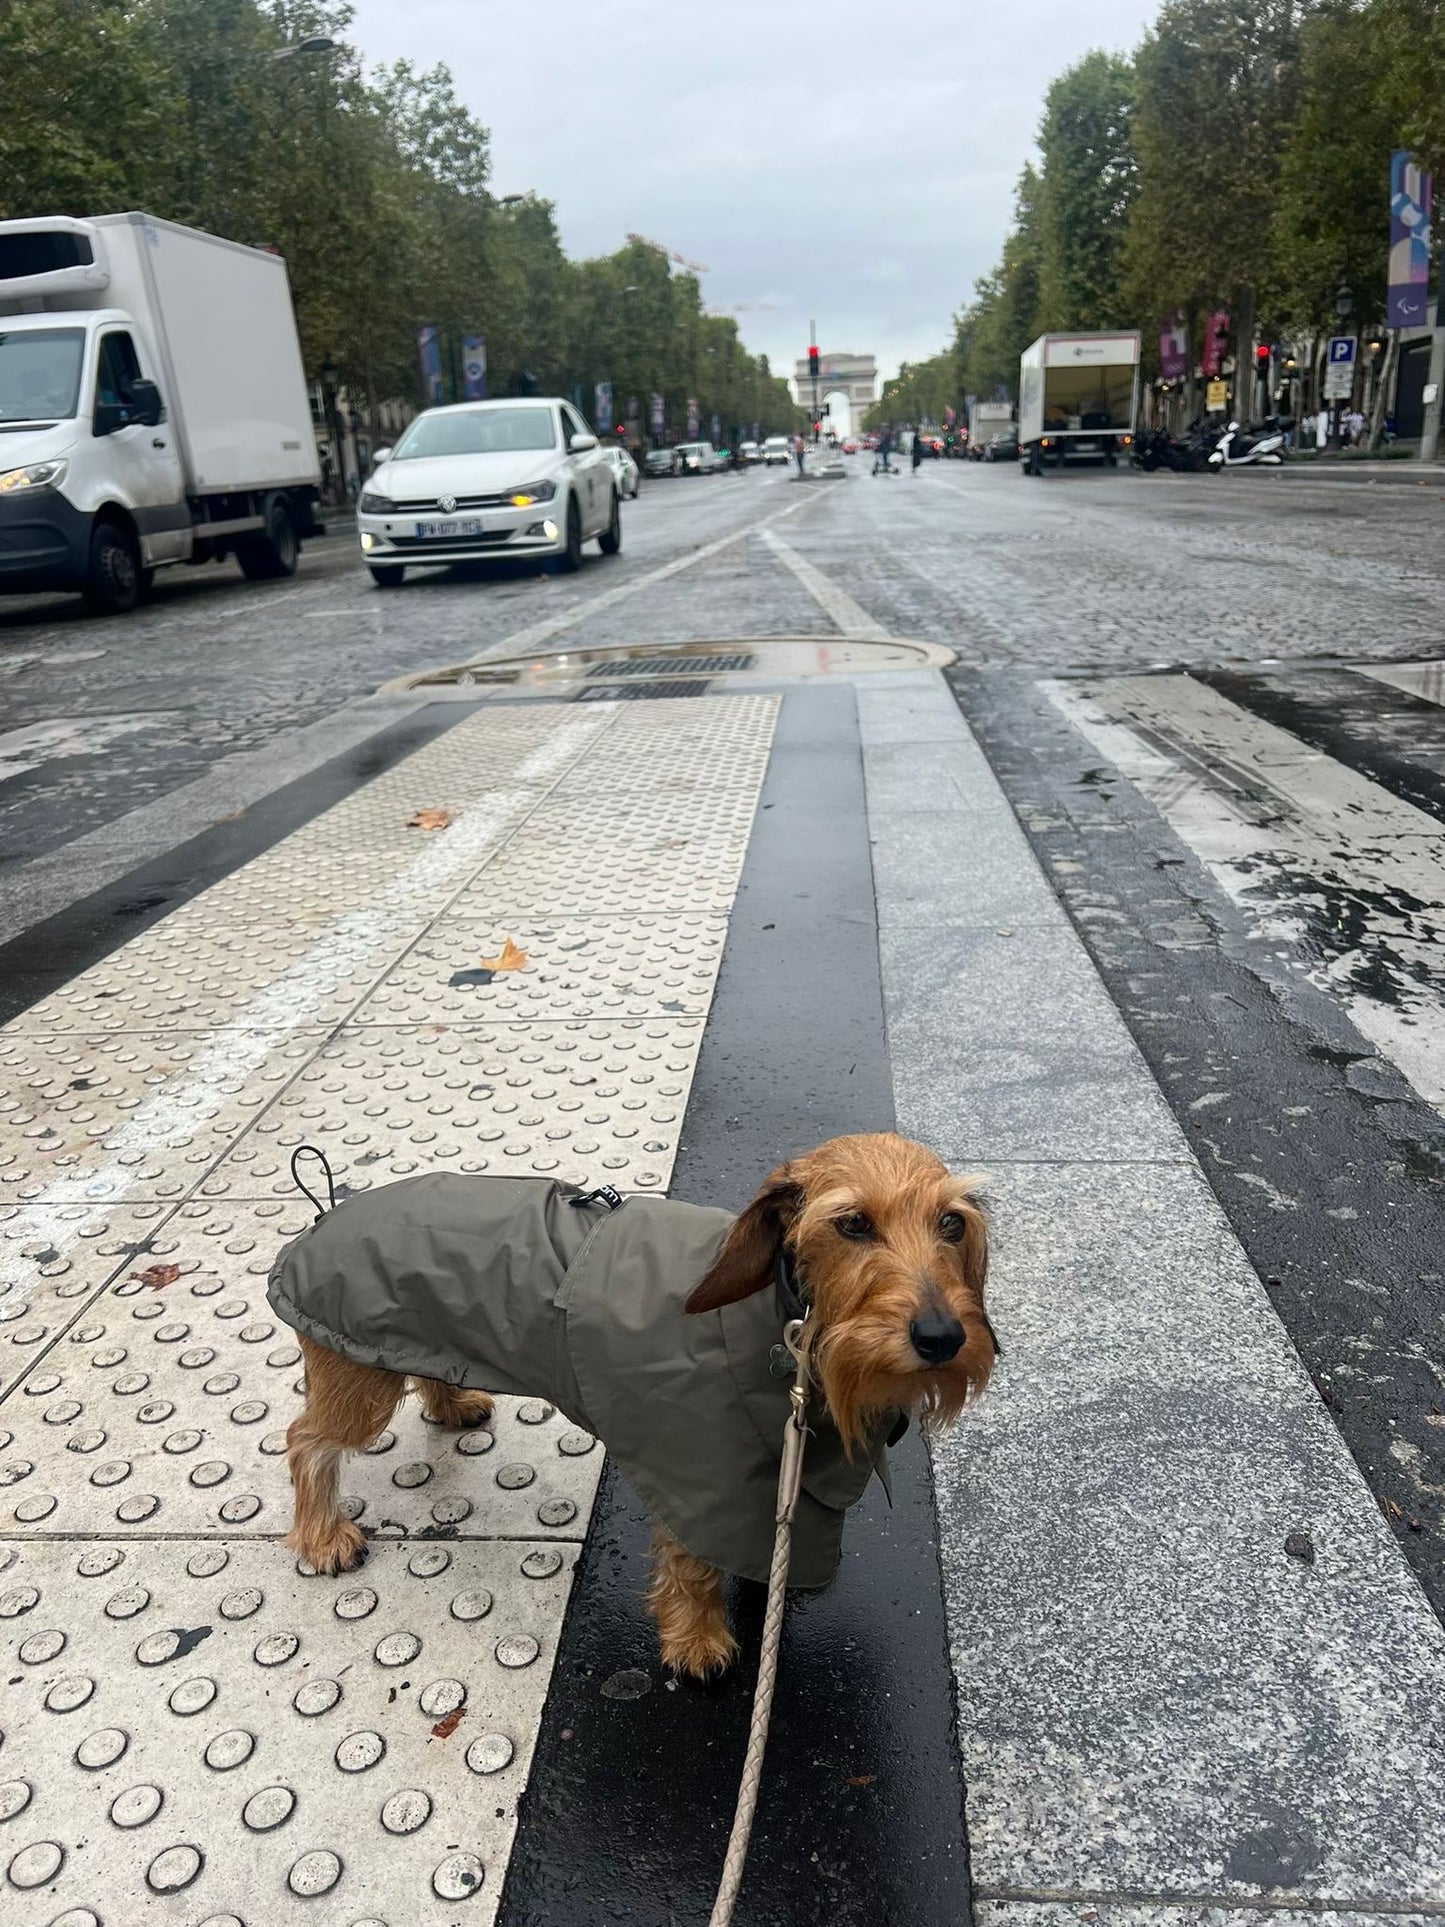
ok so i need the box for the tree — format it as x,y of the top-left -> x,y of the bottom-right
956,167 -> 1044,403
1036,52 -> 1137,331
1126,0 -> 1310,412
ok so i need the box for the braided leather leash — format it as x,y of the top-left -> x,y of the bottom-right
708,1315 -> 810,1927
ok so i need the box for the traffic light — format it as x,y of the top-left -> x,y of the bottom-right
808,346 -> 820,381
1254,343 -> 1271,373
615,422 -> 626,437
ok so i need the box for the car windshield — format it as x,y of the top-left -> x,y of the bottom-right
390,406 -> 558,460
0,327 -> 85,423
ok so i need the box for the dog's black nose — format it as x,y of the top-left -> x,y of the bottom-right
910,1311 -> 965,1365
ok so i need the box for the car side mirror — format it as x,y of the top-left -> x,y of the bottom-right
130,378 -> 163,429
371,447 -> 393,469
569,432 -> 598,453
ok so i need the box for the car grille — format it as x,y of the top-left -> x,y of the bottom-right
382,492 -> 532,513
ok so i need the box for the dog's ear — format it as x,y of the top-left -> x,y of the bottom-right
685,1164 -> 802,1313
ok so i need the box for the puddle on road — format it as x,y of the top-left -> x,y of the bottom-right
390,634 -> 953,700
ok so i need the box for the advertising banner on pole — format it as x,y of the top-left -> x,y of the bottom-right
1201,310 -> 1230,379
710,412 -> 721,444
1389,150 -> 1432,327
461,336 -> 487,400
416,325 -> 444,405
686,397 -> 699,438
594,381 -> 613,432
650,392 -> 665,434
1159,314 -> 1189,380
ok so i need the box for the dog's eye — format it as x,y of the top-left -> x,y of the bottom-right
835,1212 -> 874,1241
939,1212 -> 968,1243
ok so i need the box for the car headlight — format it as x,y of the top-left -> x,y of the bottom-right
358,490 -> 391,514
508,480 -> 557,507
0,460 -> 66,494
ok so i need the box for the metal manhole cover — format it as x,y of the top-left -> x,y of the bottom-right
574,680 -> 709,702
586,653 -> 756,678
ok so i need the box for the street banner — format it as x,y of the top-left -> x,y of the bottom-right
1159,314 -> 1189,380
650,392 -> 665,433
594,381 -> 613,432
1201,309 -> 1230,379
686,397 -> 699,438
461,336 -> 487,400
626,395 -> 638,422
943,404 -> 955,427
710,412 -> 721,444
416,325 -> 444,405
1324,335 -> 1357,400
1388,150 -> 1432,327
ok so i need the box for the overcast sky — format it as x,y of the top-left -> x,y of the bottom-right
348,0 -> 1159,394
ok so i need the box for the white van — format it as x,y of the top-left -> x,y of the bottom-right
0,212 -> 322,612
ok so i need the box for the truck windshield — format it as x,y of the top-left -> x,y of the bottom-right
391,406 -> 558,459
0,327 -> 85,423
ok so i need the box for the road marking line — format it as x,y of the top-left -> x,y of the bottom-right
758,528 -> 890,638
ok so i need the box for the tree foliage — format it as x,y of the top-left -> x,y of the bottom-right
1036,53 -> 1137,331
0,0 -> 796,437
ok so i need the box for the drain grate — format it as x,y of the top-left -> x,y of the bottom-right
584,653 -> 756,678
574,679 -> 710,702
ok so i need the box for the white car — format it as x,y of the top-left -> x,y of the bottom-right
356,398 -> 618,586
740,440 -> 760,464
674,440 -> 722,474
761,435 -> 791,466
605,444 -> 640,498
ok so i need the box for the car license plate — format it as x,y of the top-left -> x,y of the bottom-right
414,517 -> 483,539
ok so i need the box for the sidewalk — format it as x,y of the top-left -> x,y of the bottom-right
0,666 -> 1441,1923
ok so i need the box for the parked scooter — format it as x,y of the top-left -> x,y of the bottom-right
1208,416 -> 1288,469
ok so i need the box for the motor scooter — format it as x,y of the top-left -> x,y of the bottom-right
1208,417 -> 1286,468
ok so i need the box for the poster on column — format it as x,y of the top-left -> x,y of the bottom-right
461,337 -> 487,400
650,392 -> 665,434
594,382 -> 613,433
1388,150 -> 1432,327
416,325 -> 444,405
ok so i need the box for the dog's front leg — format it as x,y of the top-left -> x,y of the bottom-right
646,1525 -> 737,1678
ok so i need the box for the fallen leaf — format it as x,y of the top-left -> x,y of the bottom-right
408,808 -> 452,831
430,1706 -> 466,1740
132,1263 -> 180,1289
479,938 -> 527,973
846,1774 -> 877,1787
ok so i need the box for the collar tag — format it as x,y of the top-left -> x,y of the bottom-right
768,1342 -> 795,1380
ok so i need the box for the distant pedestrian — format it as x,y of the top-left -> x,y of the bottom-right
873,427 -> 894,475
792,431 -> 806,478
1346,408 -> 1365,446
911,428 -> 925,475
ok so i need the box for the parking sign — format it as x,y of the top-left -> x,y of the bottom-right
1324,335 -> 1357,400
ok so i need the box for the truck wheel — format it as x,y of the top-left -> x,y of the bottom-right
84,519 -> 143,614
598,491 -> 622,556
238,499 -> 299,580
369,565 -> 406,588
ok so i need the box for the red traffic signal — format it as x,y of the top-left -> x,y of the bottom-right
615,422 -> 626,436
1254,343 -> 1271,369
808,347 -> 820,379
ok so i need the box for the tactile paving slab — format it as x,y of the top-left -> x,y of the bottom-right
198,1021 -> 705,1199
0,1536 -> 570,1925
0,692 -> 778,1920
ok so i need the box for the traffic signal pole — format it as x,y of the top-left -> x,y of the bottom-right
809,324 -> 820,442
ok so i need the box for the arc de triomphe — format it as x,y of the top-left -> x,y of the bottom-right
793,351 -> 877,428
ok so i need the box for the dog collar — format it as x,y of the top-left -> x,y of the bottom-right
768,1251 -> 810,1377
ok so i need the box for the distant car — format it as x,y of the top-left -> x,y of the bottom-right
841,439 -> 858,454
984,430 -> 1019,462
761,435 -> 791,466
644,447 -> 679,477
356,397 -> 618,585
605,445 -> 641,498
674,441 -> 722,474
740,440 -> 760,463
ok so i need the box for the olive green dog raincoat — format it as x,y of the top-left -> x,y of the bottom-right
267,1174 -> 897,1587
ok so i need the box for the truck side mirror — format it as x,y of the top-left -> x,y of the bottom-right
130,379 -> 163,429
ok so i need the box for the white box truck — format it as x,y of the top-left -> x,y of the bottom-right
0,212 -> 322,612
1017,331 -> 1140,475
966,399 -> 1014,458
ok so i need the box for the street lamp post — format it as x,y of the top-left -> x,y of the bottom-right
1328,282 -> 1354,450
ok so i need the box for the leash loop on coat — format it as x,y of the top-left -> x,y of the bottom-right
289,1144 -> 338,1221
708,1313 -> 810,1927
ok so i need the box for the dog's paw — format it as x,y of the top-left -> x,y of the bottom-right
288,1519 -> 369,1575
450,1390 -> 494,1430
661,1620 -> 739,1681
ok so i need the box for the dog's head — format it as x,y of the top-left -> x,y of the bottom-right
685,1132 -> 996,1452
